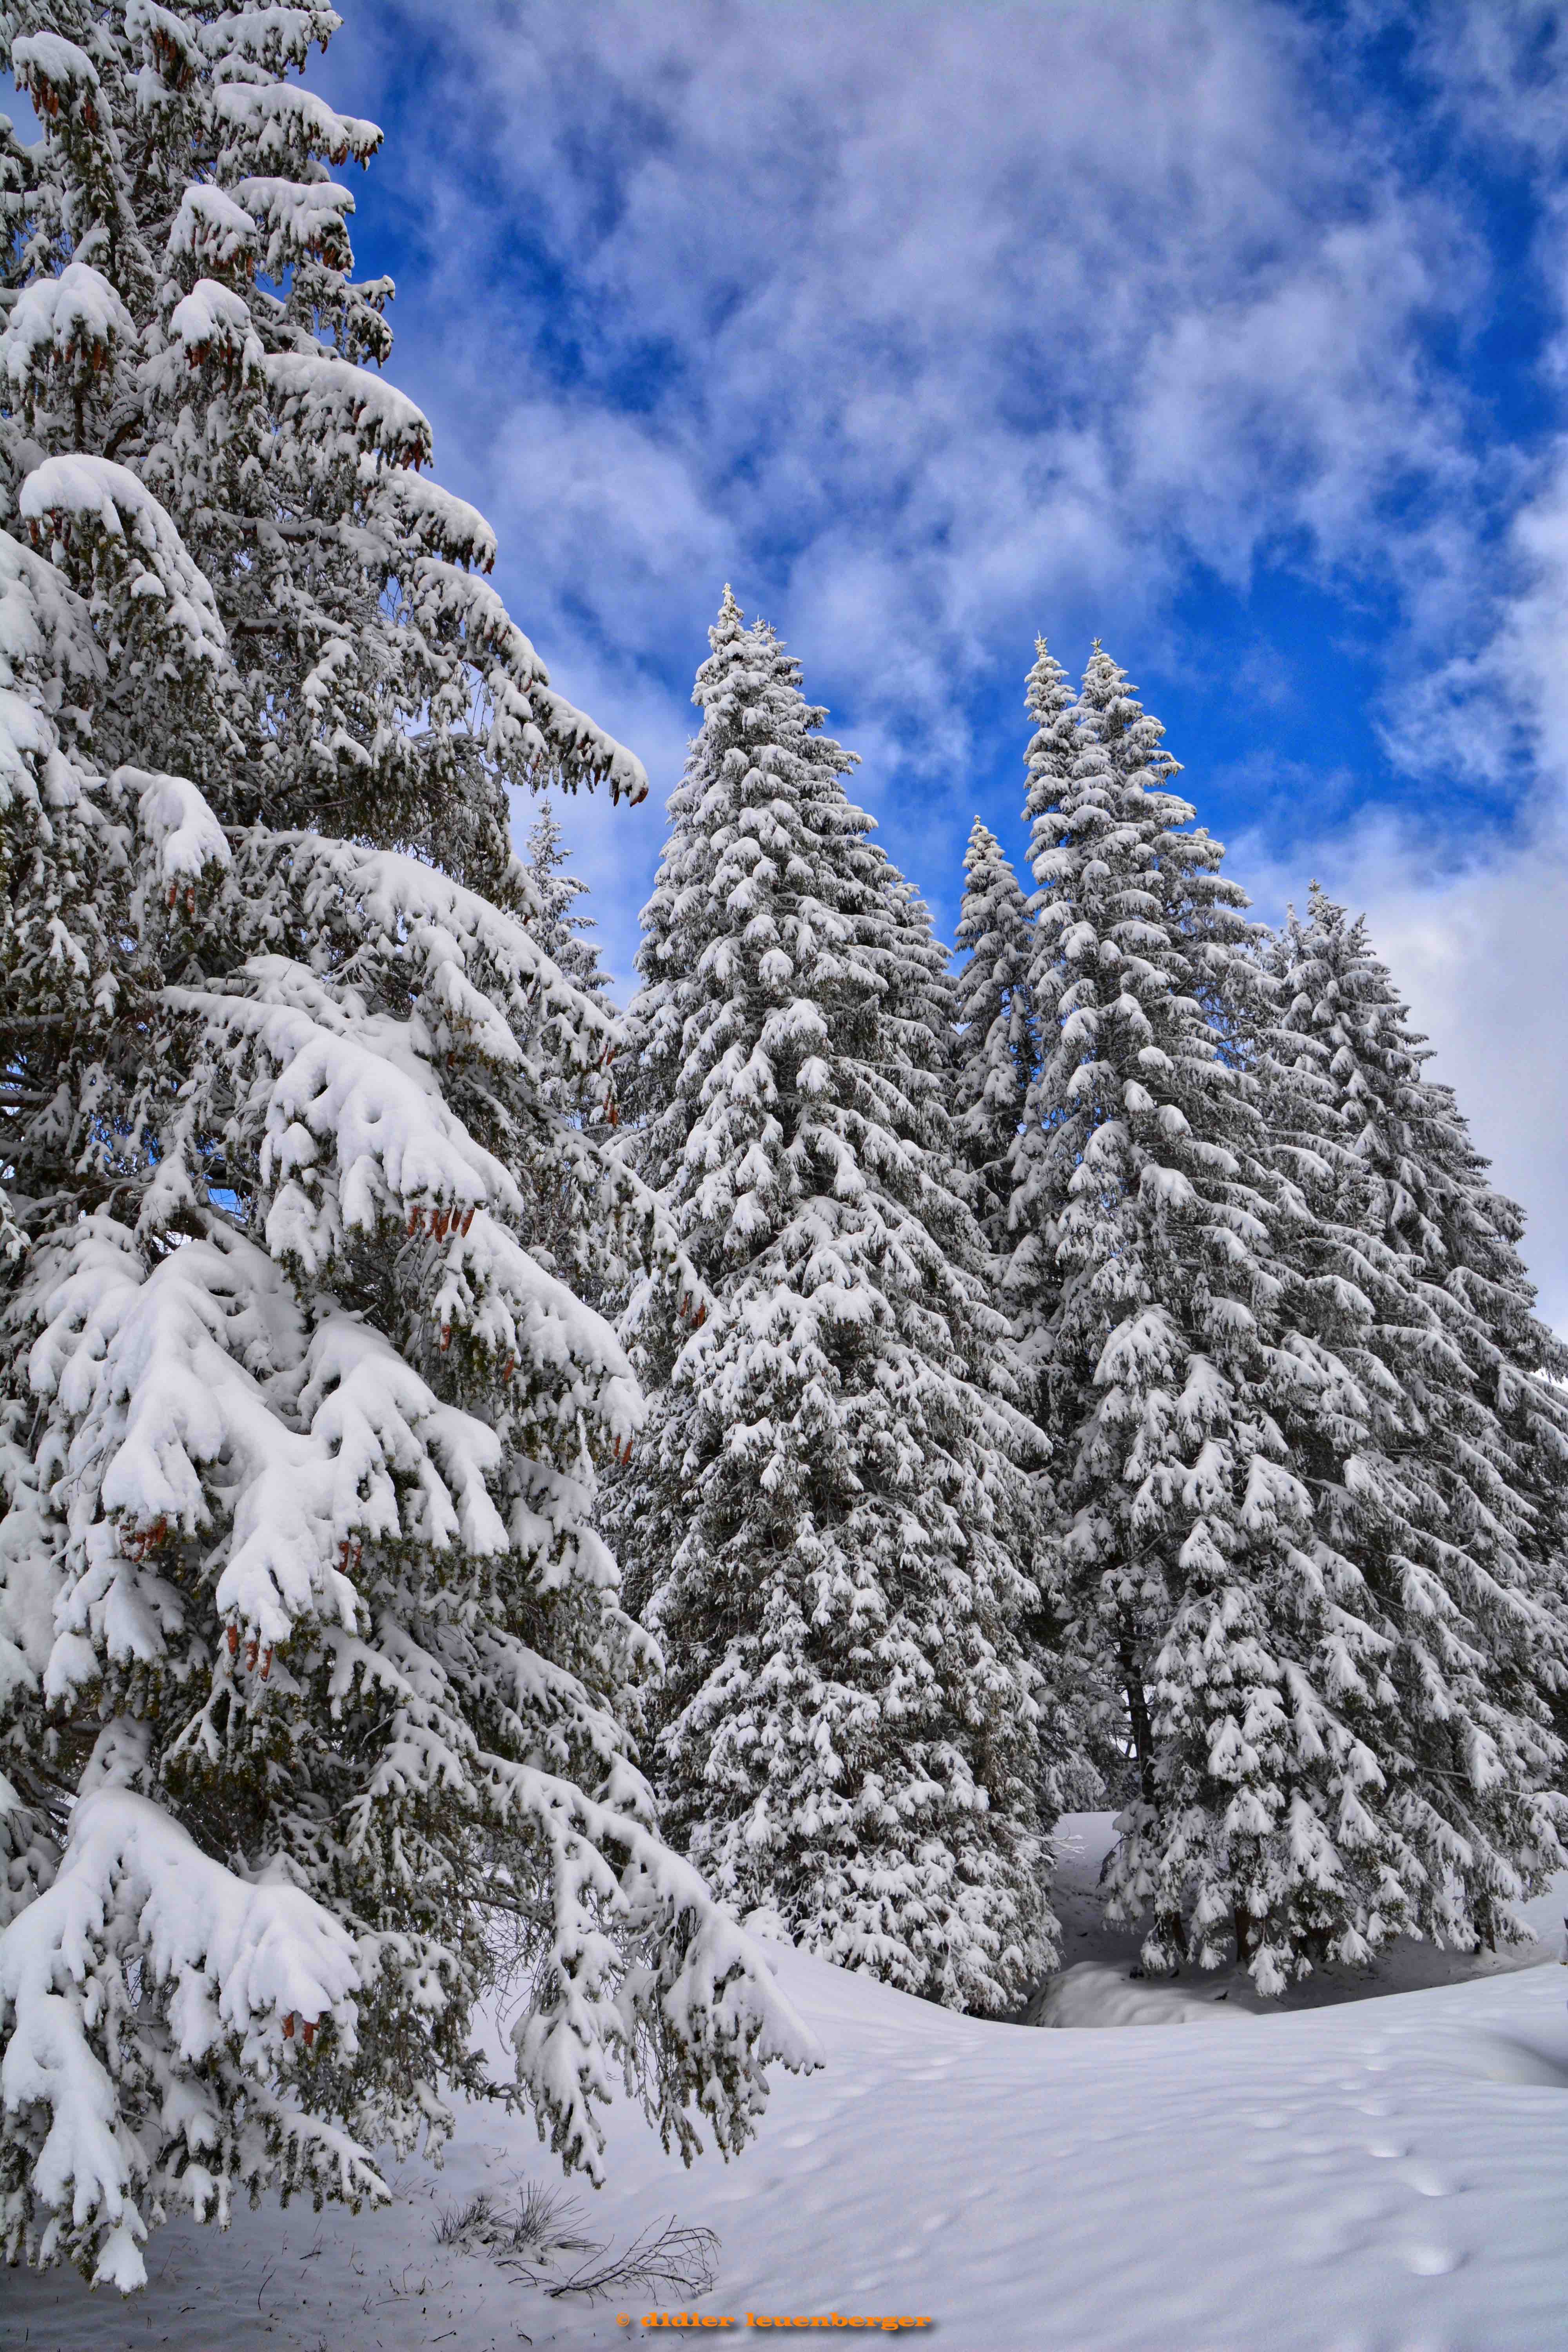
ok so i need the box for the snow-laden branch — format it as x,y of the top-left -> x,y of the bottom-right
119,764 -> 230,900
2,263 -> 135,394
211,80 -> 382,175
166,959 -> 524,1245
245,829 -> 621,1073
20,455 -> 229,675
483,1754 -> 822,2182
24,1218 -> 521,1655
433,1211 -> 643,1444
263,350 -> 430,472
405,563 -> 648,804
0,1789 -> 381,2292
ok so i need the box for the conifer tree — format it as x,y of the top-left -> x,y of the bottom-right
614,590 -> 1054,2016
0,7 -> 812,2293
1009,644 -> 1323,1983
1005,639 -> 1078,1382
523,797 -> 611,1007
952,817 -> 1035,1248
513,798 -> 614,1273
881,869 -> 961,1075
1005,645 -> 1565,1992
1263,887 -> 1568,1951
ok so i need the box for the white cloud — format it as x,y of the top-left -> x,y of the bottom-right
316,0 -> 1490,735
1232,806 -> 1568,1331
301,0 -> 1568,1315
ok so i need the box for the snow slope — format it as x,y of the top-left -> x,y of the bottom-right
9,1828 -> 1568,2352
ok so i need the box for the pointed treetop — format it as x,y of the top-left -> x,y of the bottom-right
1074,644 -> 1184,792
1025,635 -> 1072,718
1022,637 -> 1077,830
697,585 -> 753,687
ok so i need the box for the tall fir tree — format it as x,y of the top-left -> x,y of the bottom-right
952,817 -> 1035,1249
1263,886 -> 1568,1950
514,797 -> 614,1274
1005,644 -> 1565,1992
0,6 -> 812,2293
1005,638 -> 1078,1393
522,797 -> 611,1007
613,590 -> 1055,2016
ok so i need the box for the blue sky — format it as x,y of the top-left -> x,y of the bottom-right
48,2 -> 1568,1311
296,0 -> 1568,1321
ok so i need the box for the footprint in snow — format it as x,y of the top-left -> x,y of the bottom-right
1397,2161 -> 1455,2199
1394,2241 -> 1465,2276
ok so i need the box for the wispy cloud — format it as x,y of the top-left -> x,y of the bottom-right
306,0 -> 1568,1314
318,0 -> 1492,767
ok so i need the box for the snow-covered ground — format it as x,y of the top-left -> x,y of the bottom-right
11,1819 -> 1568,2352
1034,1811 -> 1564,2023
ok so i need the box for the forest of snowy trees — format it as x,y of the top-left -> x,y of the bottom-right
1,0 -> 1566,2305
613,609 -> 1568,2007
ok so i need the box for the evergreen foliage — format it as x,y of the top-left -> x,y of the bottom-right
523,797 -> 611,1008
952,817 -> 1034,1248
0,4 -> 812,2294
2,0 -> 1561,2305
614,590 -> 1054,2016
1264,887 -> 1568,1949
1005,644 -> 1568,1992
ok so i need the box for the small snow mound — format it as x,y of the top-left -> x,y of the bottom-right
1030,1960 -> 1250,2029
742,1904 -> 794,1946
1442,2030 -> 1568,2089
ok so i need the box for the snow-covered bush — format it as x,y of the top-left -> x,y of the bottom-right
0,2 -> 814,2295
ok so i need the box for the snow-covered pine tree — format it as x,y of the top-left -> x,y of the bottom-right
514,797 -> 615,1273
613,589 -> 1054,2016
1262,886 -> 1568,1952
1005,639 -> 1078,1389
1005,644 -> 1558,1993
1001,639 -> 1133,1809
523,797 -> 611,1007
0,6 -> 813,2294
952,816 -> 1035,1248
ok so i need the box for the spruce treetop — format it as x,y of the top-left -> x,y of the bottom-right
523,795 -> 611,1002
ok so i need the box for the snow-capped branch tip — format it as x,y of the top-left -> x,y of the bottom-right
0,1790 -> 378,2293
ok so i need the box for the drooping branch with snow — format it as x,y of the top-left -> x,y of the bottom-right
0,0 -> 815,2295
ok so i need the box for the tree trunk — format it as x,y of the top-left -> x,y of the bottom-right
1118,1629 -> 1154,1803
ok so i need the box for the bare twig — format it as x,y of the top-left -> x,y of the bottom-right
434,2176 -> 719,2305
536,2218 -> 720,2305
